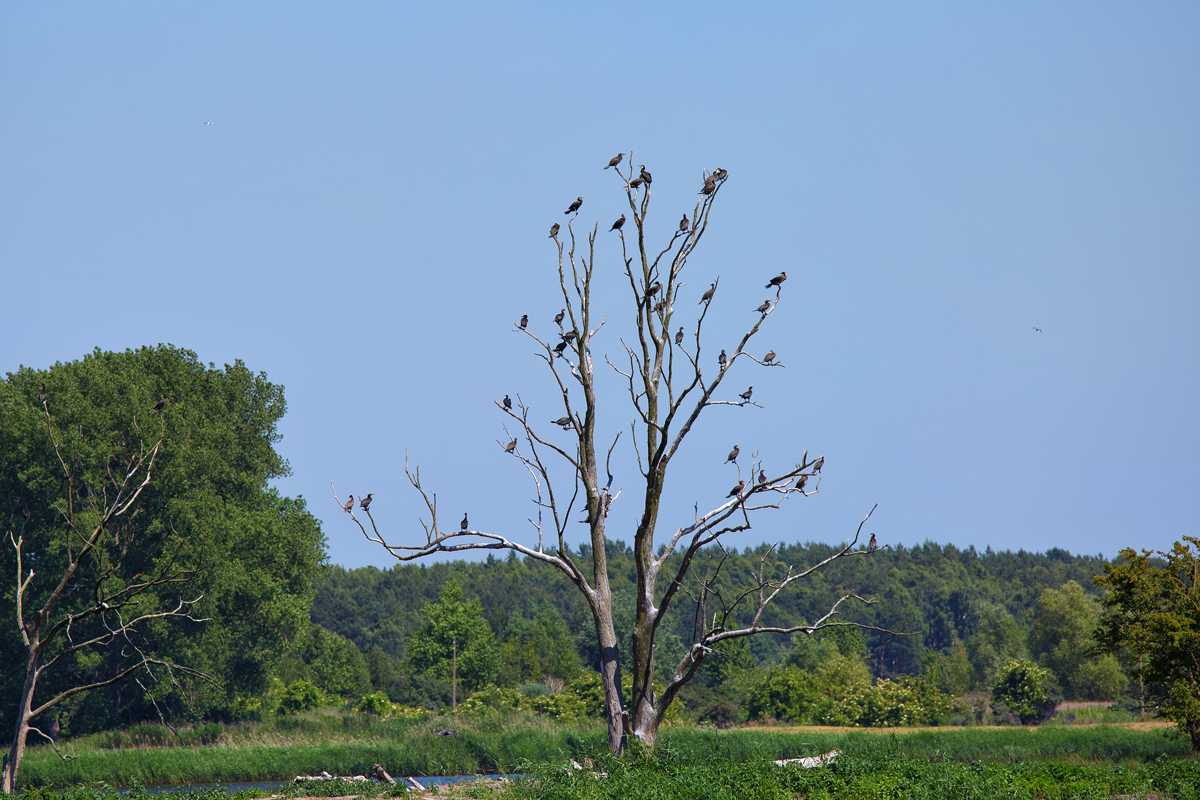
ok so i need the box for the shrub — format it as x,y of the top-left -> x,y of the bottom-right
278,680 -> 325,714
990,659 -> 1062,724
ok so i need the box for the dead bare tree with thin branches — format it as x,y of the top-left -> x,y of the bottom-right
2,402 -> 210,793
335,157 -> 895,754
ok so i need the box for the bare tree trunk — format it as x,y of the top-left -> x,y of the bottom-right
2,655 -> 39,793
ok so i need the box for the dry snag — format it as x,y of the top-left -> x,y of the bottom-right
335,156 -> 894,754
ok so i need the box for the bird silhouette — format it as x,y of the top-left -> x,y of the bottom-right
519,314 -> 528,329
795,474 -> 808,491
503,395 -> 512,410
1033,327 -> 1042,333
675,327 -> 684,345
869,532 -> 877,552
700,178 -> 716,195
766,272 -> 787,288
605,153 -> 624,169
718,350 -> 727,368
552,416 -> 573,427
562,330 -> 577,342
755,300 -> 771,314
38,383 -> 47,405
152,394 -> 168,412
554,341 -> 568,354
700,283 -> 716,304
758,470 -> 767,485
739,387 -> 753,401
763,350 -> 776,364
630,176 -> 644,190
549,223 -> 560,238
644,281 -> 661,302
610,214 -> 626,232
727,481 -> 745,498
342,495 -> 354,513
460,514 -> 469,531
679,214 -> 689,232
565,197 -> 583,214
813,456 -> 824,472
360,493 -> 373,511
725,445 -> 740,464
639,165 -> 652,185
555,309 -> 565,326
713,168 -> 728,180
504,439 -> 517,453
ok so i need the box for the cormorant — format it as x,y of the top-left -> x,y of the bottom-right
700,283 -> 716,303
679,214 -> 689,231
554,341 -> 568,354
639,165 -> 652,184
562,330 -> 577,342
504,439 -> 517,453
630,176 -> 644,189
610,214 -> 626,232
503,395 -> 512,409
342,495 -> 354,513
763,350 -> 776,364
766,272 -> 787,288
796,475 -> 808,491
38,383 -> 46,404
565,197 -> 583,214
460,514 -> 469,531
725,444 -> 740,464
552,416 -> 572,427
758,470 -> 767,485
755,300 -> 771,314
813,456 -> 824,472
555,309 -> 565,325
718,349 -> 727,368
739,387 -> 753,401
605,153 -> 624,169
549,222 -> 560,238
152,394 -> 168,412
869,533 -> 877,552
727,481 -> 745,498
675,327 -> 684,345
360,493 -> 373,511
519,314 -> 528,329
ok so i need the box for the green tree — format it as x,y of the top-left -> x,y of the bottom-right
497,601 -> 581,686
990,658 -> 1060,725
1030,580 -> 1125,700
967,602 -> 1028,687
1,347 -> 325,739
1095,538 -> 1200,749
403,579 -> 498,697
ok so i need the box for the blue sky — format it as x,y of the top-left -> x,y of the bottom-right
2,2 -> 1197,569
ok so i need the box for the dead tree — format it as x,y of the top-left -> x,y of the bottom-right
2,404 -> 209,793
336,158 -> 893,754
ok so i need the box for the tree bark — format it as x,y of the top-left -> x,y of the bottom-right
2,650 -> 40,793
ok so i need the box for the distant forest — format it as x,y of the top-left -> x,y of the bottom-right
311,540 -> 1119,709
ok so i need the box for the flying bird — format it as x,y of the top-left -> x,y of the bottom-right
610,214 -> 626,232
1032,327 -> 1042,333
605,153 -> 624,169
639,165 -> 652,185
565,197 -> 583,214
519,314 -> 528,329
342,495 -> 354,513
38,383 -> 47,404
679,214 -> 689,232
763,350 -> 776,364
204,121 -> 215,125
435,729 -> 458,739
360,494 -> 373,511
555,309 -> 565,325
813,456 -> 824,472
504,439 -> 517,453
755,300 -> 771,314
727,481 -> 745,498
503,395 -> 512,409
718,349 -> 727,368
460,514 -> 469,531
700,283 -> 716,304
675,327 -> 684,345
739,386 -> 753,401
725,444 -> 740,464
152,394 -> 168,412
549,223 -> 560,238
869,532 -> 877,552
766,272 -> 787,288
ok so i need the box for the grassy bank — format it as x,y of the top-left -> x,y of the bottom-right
15,713 -> 1194,788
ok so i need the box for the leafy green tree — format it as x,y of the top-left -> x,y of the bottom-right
1030,580 -> 1126,700
990,658 -> 1060,724
497,602 -> 581,686
1095,538 -> 1200,749
403,579 -> 498,696
967,602 -> 1028,687
0,347 -> 325,739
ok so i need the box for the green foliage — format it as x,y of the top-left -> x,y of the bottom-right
990,659 -> 1061,724
277,681 -> 325,714
1031,580 -> 1126,700
497,602 -> 581,686
1096,536 -> 1200,749
967,602 -> 1029,688
0,346 -> 326,733
403,579 -> 499,694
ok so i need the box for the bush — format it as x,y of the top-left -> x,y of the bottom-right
990,659 -> 1062,724
278,680 -> 325,714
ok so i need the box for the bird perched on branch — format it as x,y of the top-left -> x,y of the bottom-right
644,281 -> 661,303
813,456 -> 824,472
460,514 -> 469,531
554,309 -> 565,326
680,214 -> 689,232
562,330 -> 577,342
725,445 -> 740,464
342,495 -> 354,513
152,394 -> 168,412
766,272 -> 787,288
519,314 -> 528,329
740,387 -> 753,401
605,153 -> 624,169
869,533 -> 877,552
713,168 -> 728,181
360,493 -> 373,511
552,416 -> 573,428
565,197 -> 583,214
700,177 -> 716,195
718,349 -> 727,368
549,223 -> 559,238
727,481 -> 745,498
630,176 -> 644,189
763,350 -> 776,364
554,341 -> 568,354
675,327 -> 684,345
653,299 -> 666,314
639,165 -> 652,185
700,282 -> 716,304
503,395 -> 512,409
755,300 -> 771,314
610,214 -> 626,232
758,470 -> 767,485
38,383 -> 47,405
795,475 -> 808,491
504,439 -> 517,453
